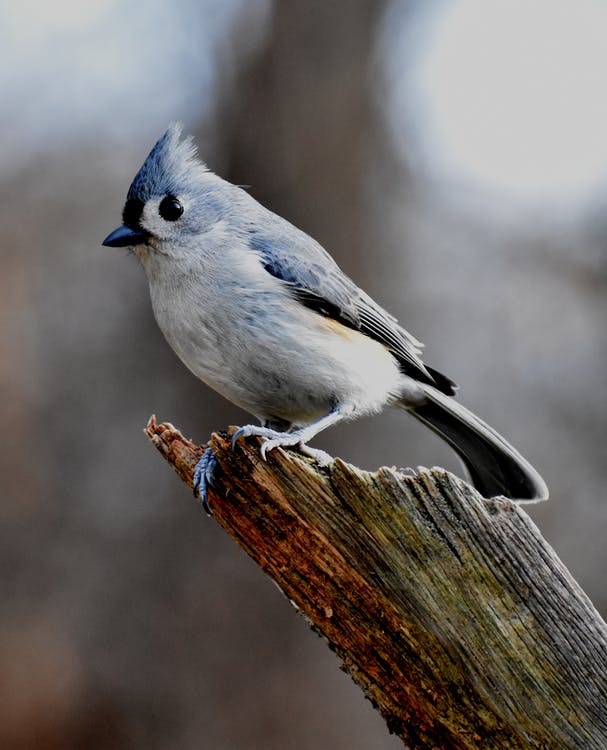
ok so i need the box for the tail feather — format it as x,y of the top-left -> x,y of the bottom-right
405,387 -> 548,502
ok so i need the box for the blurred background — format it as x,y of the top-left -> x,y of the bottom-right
1,1 -> 606,748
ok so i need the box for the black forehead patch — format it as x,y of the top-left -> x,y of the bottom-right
122,198 -> 145,229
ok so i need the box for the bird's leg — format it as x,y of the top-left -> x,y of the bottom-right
194,409 -> 342,511
232,405 -> 347,464
262,417 -> 292,432
193,446 -> 217,515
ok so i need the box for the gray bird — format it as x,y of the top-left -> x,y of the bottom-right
103,124 -> 548,508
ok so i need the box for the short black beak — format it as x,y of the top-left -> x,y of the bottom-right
102,225 -> 150,248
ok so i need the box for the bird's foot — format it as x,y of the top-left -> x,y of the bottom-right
193,446 -> 217,515
232,424 -> 302,460
231,425 -> 334,465
231,424 -> 285,451
296,442 -> 333,467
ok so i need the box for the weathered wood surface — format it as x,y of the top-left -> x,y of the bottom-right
145,416 -> 607,750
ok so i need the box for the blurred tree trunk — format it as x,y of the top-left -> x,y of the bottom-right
224,0 -> 388,276
146,417 -> 607,750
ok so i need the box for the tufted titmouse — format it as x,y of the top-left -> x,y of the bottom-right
103,124 -> 548,508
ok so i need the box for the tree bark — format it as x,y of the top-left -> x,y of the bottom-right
145,416 -> 607,750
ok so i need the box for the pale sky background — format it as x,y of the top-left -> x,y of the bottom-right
383,0 -> 607,213
5,0 -> 607,211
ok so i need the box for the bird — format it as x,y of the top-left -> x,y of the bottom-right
103,123 -> 548,509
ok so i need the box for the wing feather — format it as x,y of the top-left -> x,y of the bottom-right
249,231 -> 456,395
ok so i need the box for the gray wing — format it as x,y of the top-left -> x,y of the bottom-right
249,230 -> 457,394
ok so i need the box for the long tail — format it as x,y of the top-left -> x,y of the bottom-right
404,386 -> 548,502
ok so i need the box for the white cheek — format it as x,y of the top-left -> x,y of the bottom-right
141,200 -> 166,237
141,197 -> 192,242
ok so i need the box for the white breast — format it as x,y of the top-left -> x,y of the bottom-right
139,232 -> 413,424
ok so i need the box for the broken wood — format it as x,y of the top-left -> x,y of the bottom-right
144,415 -> 607,749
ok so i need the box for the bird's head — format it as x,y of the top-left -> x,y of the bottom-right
102,123 -> 225,256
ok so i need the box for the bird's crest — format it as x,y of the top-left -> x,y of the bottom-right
127,123 -> 207,201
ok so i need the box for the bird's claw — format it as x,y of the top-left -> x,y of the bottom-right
231,424 -> 282,450
231,425 -> 334,466
259,435 -> 300,460
193,447 -> 217,515
296,443 -> 333,467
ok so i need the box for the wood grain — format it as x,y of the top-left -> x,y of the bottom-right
145,416 -> 607,749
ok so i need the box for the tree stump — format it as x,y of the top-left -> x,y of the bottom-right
145,416 -> 607,750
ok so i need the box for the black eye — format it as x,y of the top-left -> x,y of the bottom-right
159,195 -> 184,221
